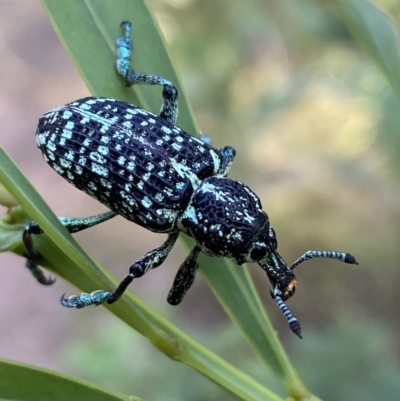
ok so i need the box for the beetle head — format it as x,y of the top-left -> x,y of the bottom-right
257,249 -> 298,301
253,226 -> 302,338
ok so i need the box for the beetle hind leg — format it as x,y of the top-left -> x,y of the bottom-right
22,211 -> 117,285
116,21 -> 178,124
22,229 -> 55,285
61,232 -> 179,308
167,246 -> 201,305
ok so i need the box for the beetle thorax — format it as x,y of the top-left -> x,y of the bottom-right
177,176 -> 268,263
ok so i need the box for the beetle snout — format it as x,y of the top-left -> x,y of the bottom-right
282,278 -> 297,300
270,277 -> 297,301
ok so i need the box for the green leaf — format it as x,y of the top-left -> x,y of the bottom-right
336,0 -> 400,103
0,183 -> 18,208
0,358 -> 144,401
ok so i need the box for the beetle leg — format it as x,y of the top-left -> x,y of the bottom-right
116,21 -> 178,124
218,146 -> 236,176
22,211 -> 117,285
61,232 -> 179,308
167,246 -> 200,305
199,131 -> 211,144
22,229 -> 54,285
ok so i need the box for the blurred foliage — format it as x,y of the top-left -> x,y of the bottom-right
2,0 -> 400,400
62,320 -> 283,401
63,315 -> 400,401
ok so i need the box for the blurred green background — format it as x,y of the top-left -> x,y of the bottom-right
1,0 -> 400,400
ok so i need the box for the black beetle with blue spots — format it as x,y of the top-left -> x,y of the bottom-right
23,22 -> 358,338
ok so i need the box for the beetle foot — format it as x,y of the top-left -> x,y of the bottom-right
25,257 -> 56,285
60,290 -> 110,308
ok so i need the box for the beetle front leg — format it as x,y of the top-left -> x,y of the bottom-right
167,246 -> 201,305
116,21 -> 178,124
61,232 -> 179,308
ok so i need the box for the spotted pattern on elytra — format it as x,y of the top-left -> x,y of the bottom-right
36,97 -> 226,232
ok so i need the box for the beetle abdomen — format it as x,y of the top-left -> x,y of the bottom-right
35,97 -> 221,232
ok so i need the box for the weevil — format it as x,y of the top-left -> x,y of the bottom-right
23,21 -> 358,338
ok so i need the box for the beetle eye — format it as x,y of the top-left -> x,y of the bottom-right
250,243 -> 267,261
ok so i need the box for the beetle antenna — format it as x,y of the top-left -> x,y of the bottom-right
273,287 -> 302,338
290,251 -> 358,270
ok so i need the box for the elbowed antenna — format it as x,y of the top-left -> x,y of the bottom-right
273,287 -> 302,339
290,250 -> 358,270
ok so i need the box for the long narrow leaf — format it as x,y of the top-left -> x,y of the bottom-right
336,0 -> 400,103
0,358 -> 143,401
